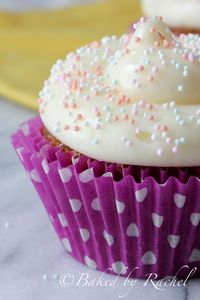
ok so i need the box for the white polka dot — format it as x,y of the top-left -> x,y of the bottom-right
103,230 -> 114,246
135,187 -> 148,202
103,172 -> 113,178
62,238 -> 72,252
167,235 -> 180,248
190,213 -> 200,226
39,144 -> 49,156
30,169 -> 41,182
115,200 -> 125,214
84,256 -> 96,269
174,193 -> 186,208
112,261 -> 127,274
58,213 -> 68,227
189,249 -> 200,263
16,147 -> 25,161
21,123 -> 29,136
79,169 -> 93,183
126,223 -> 139,237
58,167 -> 72,183
69,199 -> 82,213
151,213 -> 164,228
142,251 -> 156,265
42,159 -> 49,174
79,228 -> 90,242
91,197 -> 101,211
72,156 -> 79,165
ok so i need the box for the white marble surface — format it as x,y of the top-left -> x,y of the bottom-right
0,0 -> 199,299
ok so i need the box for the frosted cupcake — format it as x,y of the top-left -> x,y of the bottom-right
12,17 -> 200,279
141,0 -> 200,34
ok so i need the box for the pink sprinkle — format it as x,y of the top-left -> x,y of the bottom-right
125,48 -> 130,54
182,53 -> 188,60
117,99 -> 122,105
147,114 -> 154,121
64,103 -> 68,109
135,36 -> 141,43
76,113 -> 83,120
166,137 -> 172,144
155,124 -> 161,131
95,111 -> 101,117
122,114 -> 129,120
148,75 -> 154,82
91,41 -> 100,48
154,41 -> 160,48
95,65 -> 102,76
129,118 -> 135,125
38,98 -> 43,104
126,140 -> 133,147
163,40 -> 170,48
138,65 -> 144,72
150,27 -> 156,33
188,53 -> 194,62
121,95 -> 127,101
152,66 -> 159,74
64,124 -> 69,131
105,93 -> 112,100
72,103 -> 77,109
146,103 -> 153,110
73,125 -> 80,131
62,72 -> 70,80
160,125 -> 168,132
113,115 -> 119,121
93,107 -> 98,112
94,90 -> 100,96
139,99 -> 145,107
172,146 -> 178,154
75,55 -> 80,61
132,109 -> 138,116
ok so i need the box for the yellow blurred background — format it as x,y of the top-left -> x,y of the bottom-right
0,0 -> 141,110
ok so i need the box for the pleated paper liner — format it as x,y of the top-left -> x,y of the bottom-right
11,116 -> 200,279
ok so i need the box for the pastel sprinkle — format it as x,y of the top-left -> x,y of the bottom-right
157,149 -> 164,156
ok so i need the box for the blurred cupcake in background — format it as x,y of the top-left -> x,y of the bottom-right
141,0 -> 200,35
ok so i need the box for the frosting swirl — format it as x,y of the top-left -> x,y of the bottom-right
39,17 -> 200,167
107,18 -> 200,104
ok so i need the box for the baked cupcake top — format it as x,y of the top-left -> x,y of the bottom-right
142,0 -> 200,30
39,16 -> 200,167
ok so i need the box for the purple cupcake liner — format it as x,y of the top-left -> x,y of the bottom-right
11,116 -> 200,279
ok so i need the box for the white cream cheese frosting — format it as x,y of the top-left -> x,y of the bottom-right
142,0 -> 200,30
39,17 -> 200,167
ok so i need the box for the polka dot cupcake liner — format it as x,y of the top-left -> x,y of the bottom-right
11,116 -> 200,279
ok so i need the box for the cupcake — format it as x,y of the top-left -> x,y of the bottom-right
141,0 -> 200,35
12,16 -> 200,280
